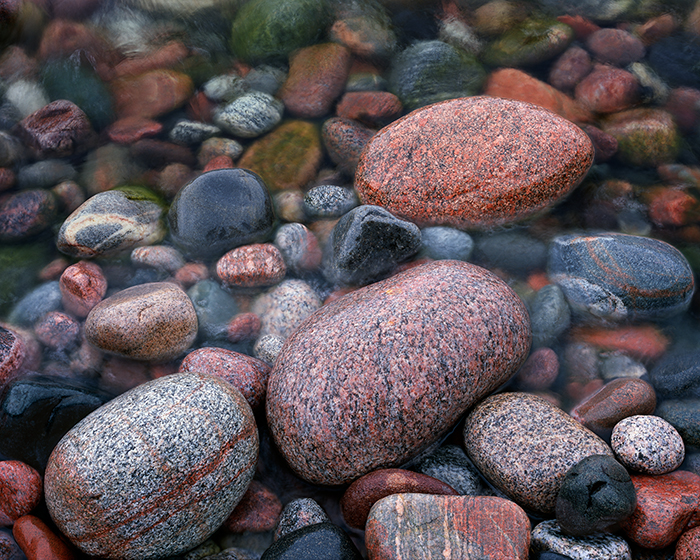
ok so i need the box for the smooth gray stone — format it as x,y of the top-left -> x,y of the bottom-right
17,159 -> 77,190
187,279 -> 240,341
8,281 -> 62,326
420,226 -> 474,262
414,444 -> 488,496
531,284 -> 571,348
303,185 -> 359,219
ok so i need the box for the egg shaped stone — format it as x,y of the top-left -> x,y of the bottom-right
44,372 -> 259,560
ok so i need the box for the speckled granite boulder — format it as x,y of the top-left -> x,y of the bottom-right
355,96 -> 594,230
44,372 -> 258,560
463,392 -> 612,515
266,260 -> 531,485
85,282 -> 197,362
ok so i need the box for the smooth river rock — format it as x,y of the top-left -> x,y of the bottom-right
266,260 -> 531,485
44,372 -> 258,560
354,96 -> 594,230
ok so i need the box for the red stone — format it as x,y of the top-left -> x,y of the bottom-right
322,117 -> 375,175
676,526 -> 700,560
186,91 -> 216,123
664,88 -> 700,133
203,155 -> 234,172
111,70 -> 194,120
340,468 -> 458,529
621,471 -> 700,549
216,243 -> 287,289
111,41 -> 189,79
556,14 -> 600,39
60,261 -> 107,318
582,124 -> 619,162
12,515 -> 77,560
39,257 -> 70,282
36,19 -> 112,67
0,327 -> 25,389
586,28 -> 646,66
0,46 -> 38,82
174,262 -> 209,289
129,139 -> 196,169
635,14 -> 678,46
647,186 -> 699,227
549,46 -> 592,92
515,347 -> 559,391
568,324 -> 670,362
336,91 -> 403,127
33,312 -> 80,351
227,313 -> 262,344
107,117 -> 163,145
223,480 -> 282,533
0,461 -> 42,526
575,65 -> 640,114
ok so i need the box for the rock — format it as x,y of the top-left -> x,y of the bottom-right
198,138 -> 244,167
355,96 -> 594,230
0,189 -> 57,241
169,120 -> 221,146
473,229 -> 547,276
611,415 -> 685,475
217,244 -> 287,289
0,461 -> 42,526
0,327 -> 25,388
413,444 -> 489,496
463,392 -> 612,515
303,185 -> 359,220
599,354 -> 646,382
253,334 -> 284,365
330,2 -> 397,60
59,261 -> 107,318
549,46 -> 592,92
335,91 -> 402,128
531,519 -> 632,560
515,347 -> 559,391
274,498 -> 330,541
227,312 -> 262,344
585,28 -> 645,66
340,468 -> 457,529
111,70 -> 193,120
575,65 -> 640,114
57,187 -> 166,259
8,281 -> 62,327
273,223 -> 322,275
17,160 -> 76,190
131,246 -> 185,275
12,514 -> 77,560
252,279 -> 322,339
649,350 -> 700,400
34,311 -> 80,352
266,260 -> 531,485
656,399 -> 700,448
129,139 -> 196,169
261,522 -> 361,560
186,279 -> 240,341
583,124 -> 619,162
0,527 -> 24,559
647,35 -> 700,89
555,454 -> 636,536
548,233 -> 694,322
675,526 -> 700,560
44,372 -> 258,560
223,480 -> 282,533
567,324 -> 669,362
321,117 -> 375,175
365,494 -> 530,560
530,284 -> 571,348
85,282 -> 197,362
214,92 -> 284,138
168,168 -> 276,261
419,226 -> 473,261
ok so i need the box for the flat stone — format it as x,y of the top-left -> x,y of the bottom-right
266,260 -> 531,485
355,96 -> 594,230
569,324 -> 670,362
463,392 -> 612,515
365,494 -> 530,560
531,519 -> 632,560
44,372 -> 258,560
85,282 -> 197,362
611,415 -> 685,475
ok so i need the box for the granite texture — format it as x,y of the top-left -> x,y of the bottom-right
223,480 -> 282,533
414,444 -> 489,496
274,498 -> 330,541
0,327 -> 25,388
266,260 -> 531,485
0,461 -> 43,526
59,260 -> 107,318
217,243 -> 287,288
44,372 -> 259,560
611,415 -> 685,475
531,519 -> 632,560
261,522 -> 361,560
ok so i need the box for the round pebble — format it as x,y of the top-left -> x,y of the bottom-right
33,311 -> 80,351
186,279 -> 240,341
252,279 -> 322,339
420,226 -> 474,261
214,91 -> 284,138
59,261 -> 107,318
273,223 -> 322,276
217,243 -> 287,288
0,461 -> 42,527
611,415 -> 685,475
303,185 -> 359,219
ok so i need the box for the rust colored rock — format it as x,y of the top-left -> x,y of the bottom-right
106,117 -> 163,145
322,117 -> 375,175
647,186 -> 699,227
515,347 -> 559,391
178,347 -> 270,409
111,69 -> 194,120
34,312 -> 80,351
676,526 -> 700,560
59,261 -> 107,318
14,100 -> 96,159
111,41 -> 189,80
586,28 -> 646,66
223,480 -> 282,533
355,96 -> 594,230
12,515 -> 76,560
266,260 -> 531,485
227,312 -> 262,344
278,43 -> 352,119
217,243 -> 287,289
174,262 -> 209,288
340,468 -> 458,529
556,14 -> 600,39
36,19 -> 111,67
484,68 -> 594,123
203,155 -> 234,171
582,124 -> 619,162
575,65 -> 640,114
336,91 -> 403,127
0,461 -> 42,526
365,494 -> 530,560
621,470 -> 700,549
0,327 -> 25,389
549,46 -> 592,92
664,87 -> 700,133
568,324 -> 670,362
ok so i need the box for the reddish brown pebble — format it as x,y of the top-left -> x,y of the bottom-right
59,261 -> 107,318
156,163 -> 195,199
278,43 -> 352,119
664,87 -> 700,133
556,14 -> 600,39
647,186 -> 698,227
621,470 -> 700,549
111,41 -> 189,80
223,480 -> 282,533
568,324 -> 670,362
39,258 -> 69,282
340,468 -> 458,530
129,139 -> 196,169
106,117 -> 163,145
0,327 -> 26,389
186,91 -> 216,123
227,313 -> 262,344
355,96 -> 594,230
0,461 -> 42,527
0,168 -> 15,192
217,243 -> 287,289
515,347 -> 559,391
575,65 -> 640,114
13,515 -> 76,560
111,69 -> 194,120
336,91 -> 403,127
586,28 -> 646,66
549,46 -> 592,91
174,262 -> 209,288
0,190 -> 57,241
178,347 -> 270,409
203,155 -> 234,172
365,494 -> 530,560
36,19 -> 111,66
582,124 -> 619,162
636,14 -> 678,45
322,117 -> 375,175
676,526 -> 700,560
34,312 -> 80,351
0,45 -> 38,82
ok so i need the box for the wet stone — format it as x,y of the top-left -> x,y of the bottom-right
111,69 -> 193,120
34,311 -> 80,351
44,372 -> 259,560
0,327 -> 25,388
274,498 -> 330,541
585,28 -> 645,66
675,526 -> 700,560
0,461 -> 42,527
260,522 -> 361,560
252,279 -> 322,339
13,514 -> 78,560
273,223 -> 322,276
59,261 -> 107,318
599,353 -> 646,382
8,281 -> 62,327
530,284 -> 571,348
214,92 -> 284,138
335,91 -> 402,128
223,480 -> 282,533
611,415 -> 685,475
549,46 -> 592,92
16,160 -> 76,190
473,230 -> 547,276
0,527 -> 23,559
656,399 -> 700,448
568,324 -> 669,363
419,226 -> 473,262
0,189 -> 57,241
531,519 -> 632,560
413,444 -> 489,496
168,120 -> 221,146
217,244 -> 287,289
515,347 -> 559,391
575,65 -> 640,114
129,139 -> 196,169
303,185 -> 359,220
649,350 -> 700,400
647,35 -> 700,89
198,138 -> 244,167
321,117 -> 375,175
131,246 -> 185,275
186,279 -> 239,341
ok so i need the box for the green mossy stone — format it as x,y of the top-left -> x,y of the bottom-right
0,242 -> 51,316
230,0 -> 331,64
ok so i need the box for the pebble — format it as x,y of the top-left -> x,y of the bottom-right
0,189 -> 58,241
274,498 -> 330,541
0,527 -> 24,559
463,392 -> 612,515
340,468 -> 457,529
244,65 -> 287,95
321,117 -> 375,175
16,160 -> 76,190
129,138 -> 196,169
168,120 -> 221,146
583,124 -> 619,162
273,223 -> 322,276
197,138 -> 244,167
331,3 -> 397,60
59,261 -> 107,318
44,372 -> 258,560
515,347 -> 560,391
568,324 -> 669,362
0,327 -> 25,388
530,284 -> 571,348
226,312 -> 261,343
252,279 -> 322,339
414,444 -> 489,496
599,353 -> 647,381
656,399 -> 700,448
303,185 -> 359,220
473,229 -> 548,276
33,311 -> 80,351
217,244 -> 287,289
575,65 -> 640,114
549,46 -> 592,91
0,461 -> 42,526
418,226 -> 472,261
585,28 -> 645,66
675,526 -> 700,560
8,281 -> 63,327
355,96 -> 594,230
107,117 -> 163,145
365,494 -> 530,560
472,0 -> 527,37
223,480 -> 282,533
649,350 -> 700,400
178,347 -> 270,410
130,246 -> 185,275
266,260 -> 531,485
261,522 -> 361,560
111,69 -> 193,120
168,168 -> 276,261
214,91 -> 284,138
611,415 -> 685,475
253,334 -> 284,366
555,454 -> 637,536
85,281 -> 197,362
185,280 -> 240,342
548,233 -> 694,321
274,190 -> 306,223
531,519 -> 632,560
335,91 -> 402,128
12,514 -> 77,560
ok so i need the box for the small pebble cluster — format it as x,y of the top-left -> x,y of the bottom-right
0,0 -> 699,559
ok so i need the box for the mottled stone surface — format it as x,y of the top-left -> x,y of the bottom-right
111,70 -> 193,120
252,279 -> 322,339
85,282 -> 197,362
575,65 -> 640,114
44,372 -> 258,560
34,311 -> 80,351
414,444 -> 489,496
586,28 -> 645,66
650,350 -> 700,400
0,327 -> 25,388
217,244 -> 287,288
0,189 -> 57,241
336,91 -> 402,127
322,117 -> 375,175
274,498 -> 330,541
0,461 -> 42,526
675,526 -> 700,560
223,480 -> 282,533
515,347 -> 559,391
131,246 -> 185,275
355,96 -> 594,230
267,260 -> 531,485
365,494 -> 530,560
214,92 -> 284,138
303,186 -> 358,220
611,415 -> 685,475
261,522 -> 361,560
531,519 -> 632,560
59,261 -> 107,318
464,392 -> 612,514
13,514 -> 77,560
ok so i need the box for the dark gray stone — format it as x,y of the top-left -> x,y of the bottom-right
531,519 -> 632,560
17,159 -> 77,190
649,350 -> 700,400
8,281 -> 62,326
261,523 -> 361,560
531,284 -> 571,348
420,227 -> 473,262
656,399 -> 700,448
474,230 -> 547,275
169,120 -> 221,146
414,444 -> 488,496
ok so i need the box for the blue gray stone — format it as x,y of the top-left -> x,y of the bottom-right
8,281 -> 62,326
474,230 -> 546,275
531,519 -> 632,560
187,279 -> 240,341
260,523 -> 361,560
17,160 -> 76,190
420,227 -> 474,262
169,120 -> 221,146
413,444 -> 488,496
656,399 -> 700,448
303,185 -> 359,219
530,284 -> 571,348
649,350 -> 700,400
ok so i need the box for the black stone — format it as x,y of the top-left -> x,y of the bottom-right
656,399 -> 700,448
168,168 -> 276,260
649,351 -> 700,400
323,204 -> 421,286
261,522 -> 362,560
648,35 -> 700,89
535,553 -> 574,560
555,454 -> 636,536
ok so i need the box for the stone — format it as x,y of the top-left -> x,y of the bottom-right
355,96 -> 594,230
530,284 -> 571,348
168,168 -> 276,260
599,354 -> 646,382
555,455 -> 636,536
335,91 -> 402,128
273,223 -> 322,275
539,0 -> 633,22
8,281 -> 62,327
131,246 -> 185,275
548,233 -> 694,322
656,399 -> 700,448
647,35 -> 700,89
0,327 -> 25,388
223,480 -> 282,533
675,526 -> 700,560
586,28 -> 645,66
44,372 -> 258,560
0,461 -> 42,526
323,205 -> 421,286
463,392 -> 612,515
129,139 -> 196,169
186,279 -> 240,341
414,444 -> 489,496
252,279 -> 322,339
217,244 -> 287,289
330,3 -> 397,60
611,415 -> 685,475
17,160 -> 76,190
12,515 -> 77,560
214,92 -> 284,138
168,120 -> 221,146
473,229 -> 547,276
0,190 -> 57,241
267,260 -> 531,485
303,185 -> 359,220
107,117 -> 163,145
0,527 -> 24,559
515,347 -> 559,391
227,313 -> 262,344
253,334 -> 284,365
34,311 -> 80,351
198,138 -> 243,167
569,324 -> 669,362
583,124 -> 619,162
85,282 -> 197,362
57,187 -> 166,259
178,347 -> 270,410
274,498 -> 330,541
549,46 -> 592,91
649,350 -> 700,400
59,261 -> 107,318
419,226 -> 473,262
340,468 -> 457,529
365,494 -> 530,560
261,522 -> 361,560
321,117 -> 375,175
111,70 -> 193,120
575,65 -> 640,114
531,519 -> 632,560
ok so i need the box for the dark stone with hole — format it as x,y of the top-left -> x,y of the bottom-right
555,454 -> 636,536
261,522 -> 361,560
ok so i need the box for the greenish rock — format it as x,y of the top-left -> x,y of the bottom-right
187,279 -> 240,341
230,0 -> 331,64
389,40 -> 485,111
482,18 -> 574,68
56,187 -> 166,259
0,242 -> 51,316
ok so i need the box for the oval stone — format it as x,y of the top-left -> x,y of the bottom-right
355,96 -> 594,230
266,260 -> 531,485
44,372 -> 258,560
